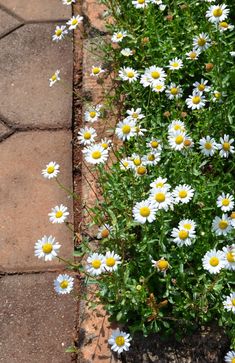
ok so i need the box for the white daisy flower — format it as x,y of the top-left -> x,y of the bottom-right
230,211 -> 235,227
218,21 -> 234,32
52,25 -> 68,42
222,292 -> 235,313
151,258 -> 169,273
108,329 -> 132,354
90,66 -> 105,77
97,224 -> 113,239
135,165 -> 147,177
62,0 -> 76,4
152,81 -> 165,93
54,274 -> 74,294
100,138 -> 112,150
193,33 -> 211,51
217,134 -> 235,158
67,15 -> 83,30
133,199 -> 157,224
186,91 -> 206,110
77,126 -> 96,145
34,235 -> 61,261
111,31 -> 127,43
120,157 -> 132,170
172,184 -> 194,204
183,136 -> 194,149
130,153 -> 143,168
48,204 -> 69,224
42,161 -> 60,179
115,119 -> 137,141
126,108 -> 145,121
224,350 -> 235,363
149,187 -> 173,211
49,70 -> 60,87
168,57 -> 183,70
119,67 -> 139,82
132,0 -> 149,8
84,105 -> 102,123
104,251 -> 122,272
148,139 -> 162,151
142,151 -> 161,166
217,193 -> 234,212
168,120 -> 185,134
193,79 -> 211,93
199,136 -> 218,156
202,249 -> 225,273
178,219 -> 196,237
141,66 -> 167,87
134,125 -> 147,136
150,177 -> 171,190
168,131 -> 186,150
212,214 -> 232,236
171,227 -> 193,246
212,90 -> 225,103
222,245 -> 235,270
83,144 -> 109,164
165,83 -> 183,100
206,4 -> 229,23
86,252 -> 105,276
121,48 -> 133,56
186,49 -> 201,61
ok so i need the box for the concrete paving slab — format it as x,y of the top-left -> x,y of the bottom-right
0,7 -> 21,37
0,0 -> 71,21
0,273 -> 77,363
0,23 -> 72,128
0,130 -> 73,272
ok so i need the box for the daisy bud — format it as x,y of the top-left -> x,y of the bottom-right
142,37 -> 149,44
180,4 -> 188,10
181,112 -> 187,118
205,63 -> 214,72
163,111 -> 171,117
166,14 -> 173,21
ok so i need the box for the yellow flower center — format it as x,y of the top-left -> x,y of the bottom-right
137,166 -> 146,175
222,198 -> 230,206
175,135 -> 184,144
184,139 -> 191,147
183,223 -> 192,230
219,21 -> 228,28
230,211 -> 235,219
55,29 -> 62,36
154,84 -> 163,91
178,230 -> 189,240
156,182 -> 164,187
122,125 -> 131,134
60,280 -> 69,289
92,151 -> 101,159
155,193 -> 165,203
197,37 -> 206,46
102,143 -> 108,149
116,33 -> 123,39
132,112 -> 138,118
198,84 -> 205,91
101,228 -> 109,238
219,220 -> 228,229
227,252 -> 234,263
151,141 -> 159,148
72,19 -> 78,25
55,211 -> 63,218
157,260 -> 169,270
47,166 -> 55,174
83,132 -> 91,140
192,95 -> 201,104
179,190 -> 187,198
127,71 -> 134,78
139,206 -> 150,217
133,158 -> 141,166
189,51 -> 197,59
92,259 -> 101,269
223,142 -> 230,151
209,257 -> 219,267
51,74 -> 57,81
42,243 -> 53,254
89,111 -> 96,118
174,125 -> 181,130
205,142 -> 212,150
122,161 -> 129,168
213,8 -> 223,17
92,67 -> 101,75
232,299 -> 235,307
106,257 -> 116,267
214,92 -> 221,99
171,62 -> 179,68
115,336 -> 125,346
151,71 -> 160,79
170,87 -> 179,95
232,357 -> 235,363
148,154 -> 155,161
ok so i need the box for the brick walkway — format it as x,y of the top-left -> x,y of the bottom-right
0,1 -> 76,362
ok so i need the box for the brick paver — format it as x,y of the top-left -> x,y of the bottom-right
0,2 -> 76,362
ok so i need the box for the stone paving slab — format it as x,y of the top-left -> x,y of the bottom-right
0,130 -> 73,273
0,273 -> 77,363
0,7 -> 21,37
0,0 -> 71,21
0,23 -> 72,128
82,0 -> 107,33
